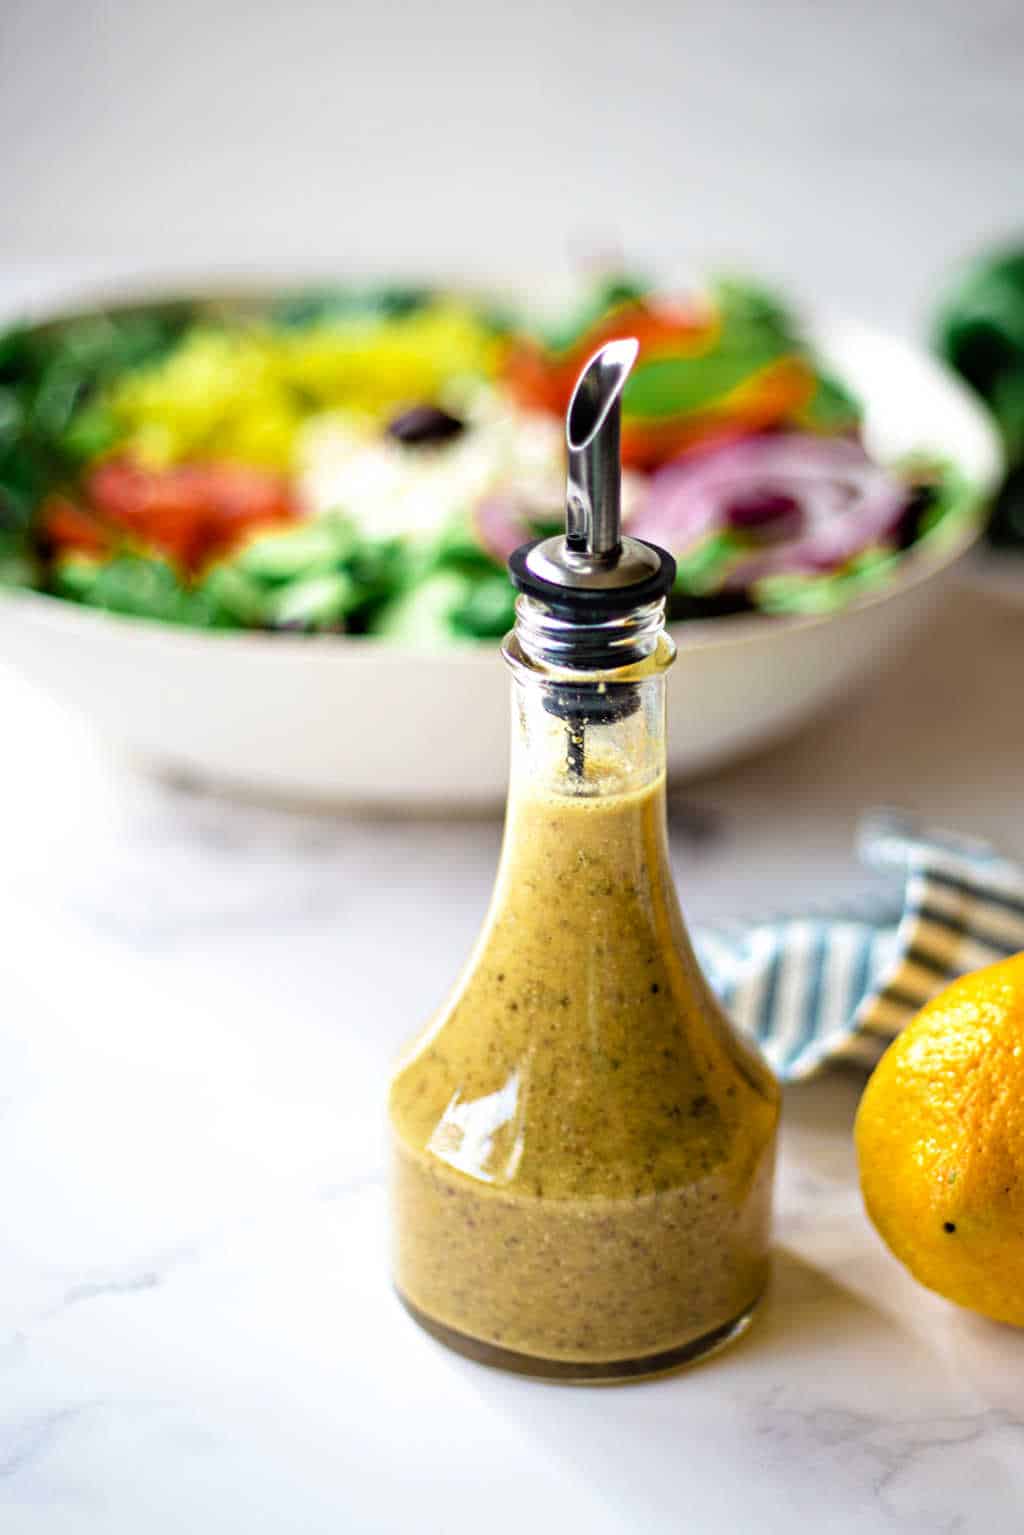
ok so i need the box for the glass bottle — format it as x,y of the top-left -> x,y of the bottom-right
389,340 -> 780,1380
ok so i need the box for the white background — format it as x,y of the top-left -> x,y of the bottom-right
2,0 -> 1022,332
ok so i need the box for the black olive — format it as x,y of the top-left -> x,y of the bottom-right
386,404 -> 465,446
723,488 -> 803,541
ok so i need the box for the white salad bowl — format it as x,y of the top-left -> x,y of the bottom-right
0,315 -> 1003,809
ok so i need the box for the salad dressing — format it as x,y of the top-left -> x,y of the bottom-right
390,768 -> 778,1368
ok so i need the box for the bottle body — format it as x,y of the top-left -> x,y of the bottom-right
389,634 -> 780,1377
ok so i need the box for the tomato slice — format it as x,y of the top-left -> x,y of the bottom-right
82,459 -> 298,571
40,496 -> 115,556
502,298 -> 718,421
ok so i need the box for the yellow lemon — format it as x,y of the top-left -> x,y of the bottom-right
855,953 -> 1024,1325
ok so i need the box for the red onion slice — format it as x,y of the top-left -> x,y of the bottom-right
629,433 -> 908,588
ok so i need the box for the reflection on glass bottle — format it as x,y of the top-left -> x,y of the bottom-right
389,340 -> 780,1380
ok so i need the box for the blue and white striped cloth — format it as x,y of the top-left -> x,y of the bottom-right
697,813 -> 1024,1081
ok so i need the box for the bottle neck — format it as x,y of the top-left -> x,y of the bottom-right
502,597 -> 676,802
511,593 -> 668,672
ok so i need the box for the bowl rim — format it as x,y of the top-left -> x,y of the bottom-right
0,285 -> 1002,664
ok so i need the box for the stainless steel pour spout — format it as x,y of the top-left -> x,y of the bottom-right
508,338 -> 675,607
565,336 -> 638,562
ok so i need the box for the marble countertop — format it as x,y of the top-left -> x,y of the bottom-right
2,586 -> 1024,1533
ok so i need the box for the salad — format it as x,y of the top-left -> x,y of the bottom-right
0,276 -> 971,643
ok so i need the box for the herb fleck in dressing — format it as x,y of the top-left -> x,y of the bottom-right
389,772 -> 779,1368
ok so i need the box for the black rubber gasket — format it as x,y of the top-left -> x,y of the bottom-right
508,538 -> 676,618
